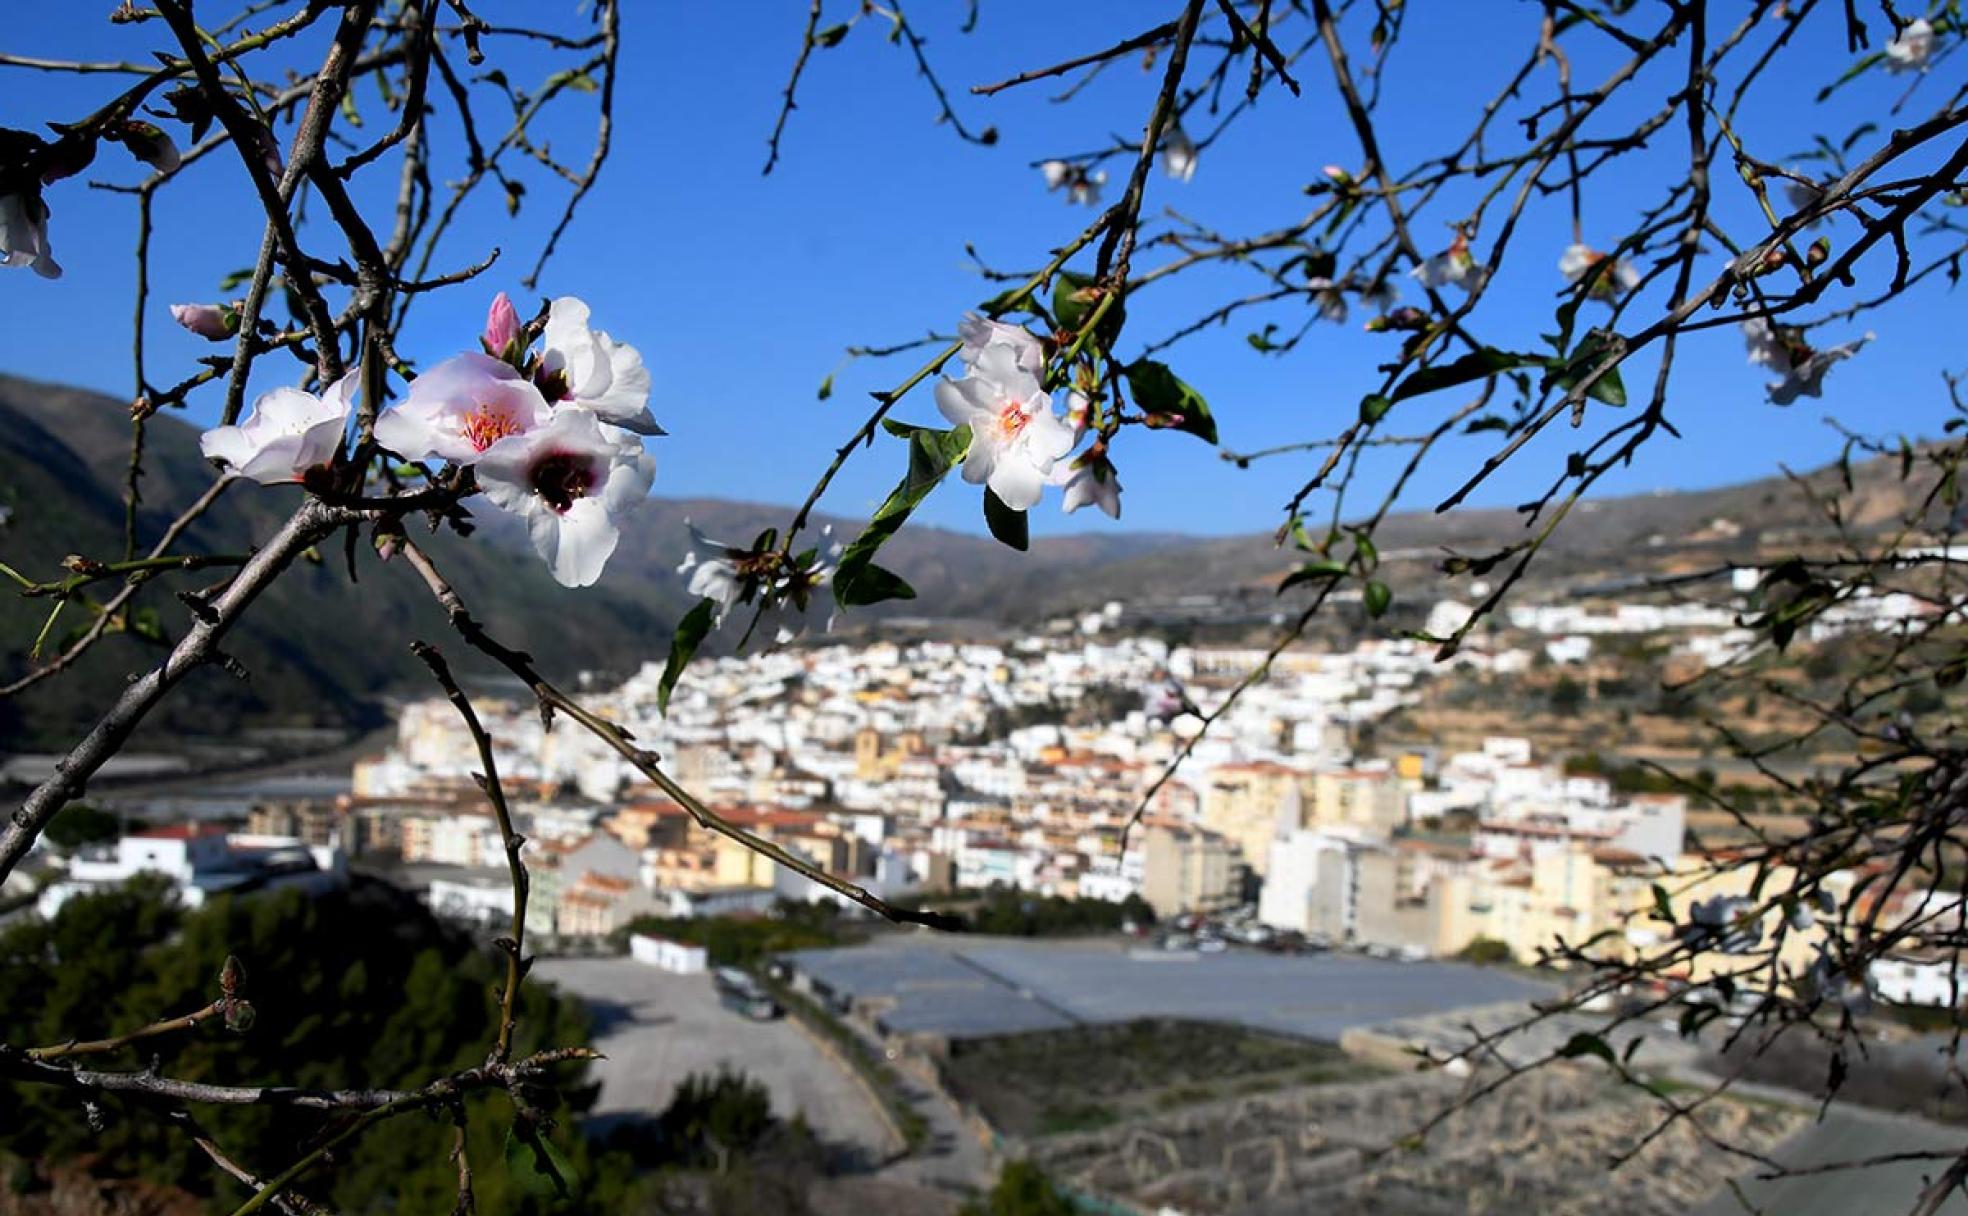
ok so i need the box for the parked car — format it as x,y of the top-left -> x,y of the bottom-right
712,966 -> 781,1020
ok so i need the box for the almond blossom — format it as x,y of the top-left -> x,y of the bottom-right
1884,17 -> 1934,72
1742,318 -> 1871,404
1307,277 -> 1349,324
934,343 -> 1076,511
199,372 -> 357,485
1558,242 -> 1640,299
1411,233 -> 1485,293
372,353 -> 552,465
1162,123 -> 1198,182
475,406 -> 654,588
677,523 -> 836,644
957,311 -> 1046,377
536,297 -> 663,436
1053,450 -> 1123,519
1041,160 -> 1106,207
0,188 -> 58,279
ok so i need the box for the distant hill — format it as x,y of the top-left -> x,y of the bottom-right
0,372 -> 1934,748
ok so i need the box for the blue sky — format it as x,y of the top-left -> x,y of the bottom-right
1,3 -> 1958,539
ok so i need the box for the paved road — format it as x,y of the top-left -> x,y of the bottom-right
535,957 -> 897,1168
1690,1101 -> 1968,1216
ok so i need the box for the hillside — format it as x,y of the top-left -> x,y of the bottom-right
0,372 -> 1933,749
0,375 -> 1189,748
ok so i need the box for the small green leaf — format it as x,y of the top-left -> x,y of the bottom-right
1557,1031 -> 1616,1066
1125,360 -> 1218,445
817,372 -> 834,401
1652,882 -> 1674,923
1279,560 -> 1348,594
1359,393 -> 1392,424
834,426 -> 970,605
1389,348 -> 1543,404
504,1123 -> 575,1198
983,487 -> 1029,552
657,599 -> 718,715
1363,580 -> 1392,618
814,22 -> 850,47
1546,331 -> 1628,406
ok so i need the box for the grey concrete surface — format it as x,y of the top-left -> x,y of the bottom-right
1691,1102 -> 1968,1216
786,936 -> 1554,1041
535,956 -> 896,1167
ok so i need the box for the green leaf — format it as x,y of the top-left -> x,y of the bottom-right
983,487 -> 1029,551
1463,415 -> 1509,434
217,267 -> 255,292
1359,393 -> 1392,424
814,22 -> 850,47
1545,332 -> 1628,406
1363,580 -> 1392,618
1279,560 -> 1348,594
1051,270 -> 1100,332
816,372 -> 834,401
504,1123 -> 575,1198
1389,348 -> 1543,404
1557,1031 -> 1616,1066
1125,360 -> 1218,445
834,426 -> 970,606
1652,883 -> 1674,923
1247,324 -> 1282,352
657,599 -> 718,715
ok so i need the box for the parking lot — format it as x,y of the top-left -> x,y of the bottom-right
534,956 -> 897,1165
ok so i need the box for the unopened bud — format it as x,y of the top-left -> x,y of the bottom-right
481,291 -> 522,362
1806,237 -> 1830,268
170,302 -> 238,341
114,120 -> 180,174
130,396 -> 157,422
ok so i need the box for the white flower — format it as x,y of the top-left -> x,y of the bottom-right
1308,277 -> 1348,324
475,407 -> 654,588
1784,175 -> 1826,224
933,343 -> 1076,511
0,190 -> 59,279
1411,235 -> 1485,293
1740,317 -> 1800,373
1884,18 -> 1934,72
754,536 -> 838,645
537,296 -> 663,436
373,353 -> 552,465
678,522 -> 746,619
171,302 -> 238,341
1040,160 -> 1105,206
1053,451 -> 1122,519
199,372 -> 358,485
958,312 -> 1047,378
1162,123 -> 1198,183
1559,243 -> 1641,298
1767,333 -> 1871,406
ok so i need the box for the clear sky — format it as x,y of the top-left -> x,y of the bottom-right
1,3 -> 1958,539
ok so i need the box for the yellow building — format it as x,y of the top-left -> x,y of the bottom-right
1201,762 -> 1307,877
1141,823 -> 1239,918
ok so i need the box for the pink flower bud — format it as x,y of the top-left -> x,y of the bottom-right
482,291 -> 521,361
171,302 -> 237,341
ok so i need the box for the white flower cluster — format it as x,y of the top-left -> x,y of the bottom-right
199,293 -> 658,588
935,313 -> 1122,519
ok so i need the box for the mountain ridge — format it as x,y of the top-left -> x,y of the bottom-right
0,371 -> 1926,747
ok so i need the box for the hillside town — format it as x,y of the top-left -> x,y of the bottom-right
25,582 -> 1953,1005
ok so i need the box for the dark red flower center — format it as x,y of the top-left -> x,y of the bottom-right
530,451 -> 595,514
